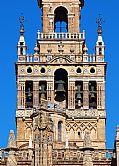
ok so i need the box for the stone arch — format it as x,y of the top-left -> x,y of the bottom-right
58,121 -> 63,142
25,127 -> 32,140
54,6 -> 68,32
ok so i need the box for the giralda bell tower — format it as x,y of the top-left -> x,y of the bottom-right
15,0 -> 107,165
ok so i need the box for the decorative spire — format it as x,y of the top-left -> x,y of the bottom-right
28,135 -> 33,149
19,13 -> 25,35
8,130 -> 16,149
96,14 -> 103,36
83,131 -> 92,148
65,134 -> 69,149
17,14 -> 27,60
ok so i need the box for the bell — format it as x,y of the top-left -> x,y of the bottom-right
55,80 -> 65,94
76,85 -> 82,100
78,99 -> 81,107
90,101 -> 96,108
27,88 -> 32,99
40,84 -> 46,99
90,86 -> 95,98
55,80 -> 65,102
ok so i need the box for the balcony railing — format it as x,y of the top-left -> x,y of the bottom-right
25,53 -> 97,63
37,31 -> 85,40
53,148 -> 115,163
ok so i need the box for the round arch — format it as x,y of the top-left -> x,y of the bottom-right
54,6 -> 68,32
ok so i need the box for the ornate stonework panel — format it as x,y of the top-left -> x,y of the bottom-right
66,109 -> 106,118
16,109 -> 33,117
66,121 -> 97,132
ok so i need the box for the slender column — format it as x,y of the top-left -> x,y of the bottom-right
47,82 -> 54,102
33,82 -> 39,107
68,17 -> 73,33
49,17 -> 53,33
56,121 -> 58,141
48,144 -> 53,166
42,6 -> 49,33
17,81 -> 21,109
74,6 -> 80,32
83,81 -> 89,109
101,82 -> 105,109
68,82 -> 75,109
17,81 -> 25,109
97,82 -> 105,109
43,143 -> 48,165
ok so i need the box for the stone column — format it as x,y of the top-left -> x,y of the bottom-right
43,6 -> 49,33
74,6 -> 80,32
33,81 -> 39,107
17,81 -> 21,109
43,143 -> 48,165
55,121 -> 58,142
17,81 -> 25,109
97,82 -> 105,109
49,17 -> 54,33
48,144 -> 53,166
68,82 -> 75,109
83,81 -> 89,109
68,16 -> 73,33
47,82 -> 54,102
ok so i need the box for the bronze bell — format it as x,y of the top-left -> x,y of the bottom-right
90,86 -> 96,98
40,84 -> 46,99
27,88 -> 32,99
76,85 -> 82,100
55,80 -> 65,101
90,101 -> 96,108
55,80 -> 65,94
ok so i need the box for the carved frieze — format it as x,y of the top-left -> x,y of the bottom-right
66,109 -> 106,118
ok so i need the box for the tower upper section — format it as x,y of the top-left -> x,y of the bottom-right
37,0 -> 84,33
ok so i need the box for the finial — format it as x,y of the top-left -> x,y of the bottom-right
83,131 -> 92,148
8,130 -> 16,149
19,13 -> 25,35
28,135 -> 33,149
96,14 -> 103,35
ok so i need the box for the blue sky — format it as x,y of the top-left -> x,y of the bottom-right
0,0 -> 119,148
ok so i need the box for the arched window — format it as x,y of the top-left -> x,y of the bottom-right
20,47 -> 23,55
25,81 -> 33,108
50,120 -> 54,131
54,68 -> 68,107
54,7 -> 68,32
58,121 -> 62,142
89,81 -> 97,109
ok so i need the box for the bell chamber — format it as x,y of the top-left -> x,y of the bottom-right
54,68 -> 68,104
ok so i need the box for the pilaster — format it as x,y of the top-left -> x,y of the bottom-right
68,82 -> 75,109
83,81 -> 89,109
33,81 -> 39,107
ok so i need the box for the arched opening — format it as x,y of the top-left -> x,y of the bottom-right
58,121 -> 62,142
50,120 -> 54,131
54,7 -> 68,32
25,81 -> 33,108
54,68 -> 68,106
20,47 -> 23,55
89,81 -> 97,109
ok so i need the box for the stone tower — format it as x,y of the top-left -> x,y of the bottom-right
0,0 -> 116,166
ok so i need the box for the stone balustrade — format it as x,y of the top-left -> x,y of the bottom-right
25,53 -> 98,63
37,31 -> 85,40
52,148 -> 115,163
